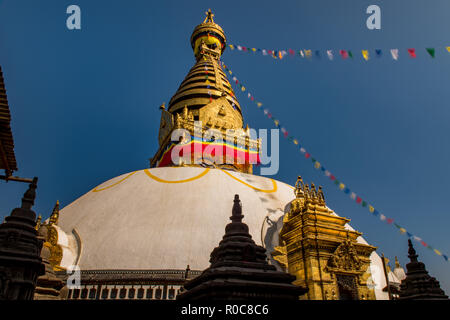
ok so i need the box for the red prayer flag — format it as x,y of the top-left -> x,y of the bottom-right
387,218 -> 393,224
340,50 -> 348,59
330,175 -> 336,181
356,197 -> 362,204
305,153 -> 311,159
407,48 -> 416,58
289,49 -> 295,56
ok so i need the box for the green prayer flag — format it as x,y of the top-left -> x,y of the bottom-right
348,50 -> 353,58
426,48 -> 435,58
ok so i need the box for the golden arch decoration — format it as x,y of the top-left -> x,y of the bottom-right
220,169 -> 277,193
92,171 -> 137,192
144,168 -> 210,183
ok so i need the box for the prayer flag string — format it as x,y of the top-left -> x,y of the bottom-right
227,45 -> 449,61
221,60 -> 448,263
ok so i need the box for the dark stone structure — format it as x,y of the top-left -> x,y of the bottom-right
33,242 -> 67,300
398,239 -> 448,300
177,194 -> 308,300
0,177 -> 45,299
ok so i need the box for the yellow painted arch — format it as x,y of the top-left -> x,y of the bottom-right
92,171 -> 137,192
220,169 -> 277,193
144,168 -> 210,183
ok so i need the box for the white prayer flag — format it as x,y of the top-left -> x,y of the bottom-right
391,49 -> 399,60
327,50 -> 334,60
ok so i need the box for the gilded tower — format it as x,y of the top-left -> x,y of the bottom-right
273,176 -> 377,300
150,10 -> 259,173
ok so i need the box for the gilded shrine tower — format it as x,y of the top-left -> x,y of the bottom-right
274,177 -> 378,300
151,10 -> 259,173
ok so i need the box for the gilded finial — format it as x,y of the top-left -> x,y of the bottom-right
204,9 -> 215,23
49,200 -> 60,225
318,186 -> 325,204
35,214 -> 42,230
294,176 -> 305,198
395,256 -> 401,269
310,183 -> 317,199
159,102 -> 165,110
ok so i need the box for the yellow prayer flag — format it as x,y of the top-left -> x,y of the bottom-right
399,228 -> 406,234
362,50 -> 369,61
305,50 -> 312,58
434,249 -> 442,255
339,183 -> 345,190
229,44 -> 235,50
241,86 -> 246,92
256,102 -> 262,107
252,48 -> 256,52
315,162 -> 321,169
446,47 -> 450,53
293,139 -> 298,145
274,120 -> 279,126
369,205 -> 374,213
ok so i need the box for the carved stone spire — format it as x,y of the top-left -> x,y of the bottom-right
398,240 -> 448,300
0,177 -> 45,299
177,195 -> 308,300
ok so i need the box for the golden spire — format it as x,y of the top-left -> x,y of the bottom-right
294,176 -> 305,198
49,200 -> 60,225
35,214 -> 42,230
395,256 -> 401,269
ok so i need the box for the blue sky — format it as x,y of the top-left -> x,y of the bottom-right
1,0 -> 449,294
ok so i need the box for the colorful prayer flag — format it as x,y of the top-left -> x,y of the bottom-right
362,50 -> 369,61
426,48 -> 435,58
340,50 -> 348,59
391,49 -> 399,60
305,50 -> 312,58
407,48 -> 416,58
327,50 -> 333,60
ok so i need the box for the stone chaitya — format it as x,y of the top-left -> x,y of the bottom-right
397,239 -> 448,300
177,195 -> 308,300
0,178 -> 45,299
